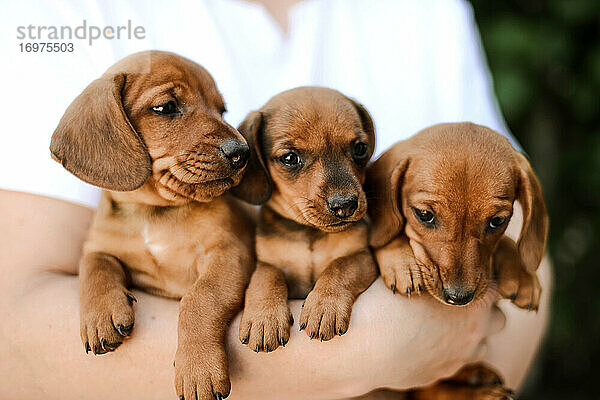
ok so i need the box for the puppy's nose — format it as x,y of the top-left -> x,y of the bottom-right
442,286 -> 476,306
219,139 -> 249,170
327,194 -> 358,219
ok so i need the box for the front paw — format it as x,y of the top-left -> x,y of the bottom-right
498,268 -> 542,311
238,300 -> 293,353
379,255 -> 424,297
298,290 -> 353,341
80,290 -> 136,355
174,343 -> 230,400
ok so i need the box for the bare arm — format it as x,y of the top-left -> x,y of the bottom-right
0,190 -> 545,400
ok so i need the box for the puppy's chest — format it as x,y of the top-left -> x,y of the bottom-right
256,217 -> 367,298
88,214 -> 207,299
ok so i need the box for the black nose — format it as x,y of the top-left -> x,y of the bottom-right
442,287 -> 476,306
220,139 -> 249,170
327,194 -> 358,219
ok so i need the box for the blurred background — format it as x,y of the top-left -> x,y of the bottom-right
470,1 -> 599,398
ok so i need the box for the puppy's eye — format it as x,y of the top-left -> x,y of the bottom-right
352,141 -> 369,162
412,208 -> 436,228
152,101 -> 180,116
278,151 -> 301,168
487,216 -> 507,232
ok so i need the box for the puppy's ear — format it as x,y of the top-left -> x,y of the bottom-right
230,111 -> 272,204
349,98 -> 376,160
366,143 -> 409,247
514,152 -> 548,272
50,74 -> 151,191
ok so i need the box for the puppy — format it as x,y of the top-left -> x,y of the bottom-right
232,87 -> 379,352
366,122 -> 548,399
50,51 -> 254,400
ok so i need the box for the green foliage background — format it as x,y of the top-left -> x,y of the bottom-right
470,1 -> 600,398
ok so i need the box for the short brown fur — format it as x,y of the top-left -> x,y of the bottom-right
50,51 -> 254,400
366,122 -> 548,398
233,87 -> 378,351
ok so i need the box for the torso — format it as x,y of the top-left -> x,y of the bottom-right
255,206 -> 368,298
83,192 -> 253,299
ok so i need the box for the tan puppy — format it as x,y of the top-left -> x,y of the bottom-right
232,87 -> 378,352
50,51 -> 253,400
366,122 -> 548,399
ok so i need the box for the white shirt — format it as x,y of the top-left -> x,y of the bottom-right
0,0 -> 512,208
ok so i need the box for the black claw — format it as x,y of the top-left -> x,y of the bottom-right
289,315 -> 294,325
309,331 -> 315,339
338,328 -> 343,336
106,341 -> 122,350
510,293 -> 517,301
215,392 -> 223,400
301,301 -> 305,308
320,333 -> 324,342
116,324 -> 130,336
417,284 -> 423,292
299,323 -> 306,331
100,338 -> 107,351
406,287 -> 411,296
85,342 -> 90,354
264,344 -> 270,352
280,337 -> 287,347
126,293 -> 137,304
92,344 -> 98,355
180,396 -> 184,400
255,344 -> 260,353
391,284 -> 396,294
241,337 -> 248,344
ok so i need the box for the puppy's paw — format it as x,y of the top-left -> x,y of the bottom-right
238,300 -> 293,353
298,290 -> 353,341
379,256 -> 424,297
174,344 -> 230,400
498,268 -> 542,311
80,290 -> 136,355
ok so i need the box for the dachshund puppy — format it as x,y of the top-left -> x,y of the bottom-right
366,122 -> 548,399
232,87 -> 379,352
50,51 -> 253,400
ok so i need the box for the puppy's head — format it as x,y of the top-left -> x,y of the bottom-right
50,50 -> 249,204
232,87 -> 375,232
367,123 -> 548,305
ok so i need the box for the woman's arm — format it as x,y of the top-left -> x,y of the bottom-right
0,189 -> 530,400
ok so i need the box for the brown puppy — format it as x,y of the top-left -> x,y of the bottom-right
232,87 -> 379,352
50,51 -> 253,400
366,122 -> 548,399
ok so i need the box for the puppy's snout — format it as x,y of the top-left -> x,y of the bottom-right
442,286 -> 475,306
219,139 -> 249,170
327,194 -> 358,219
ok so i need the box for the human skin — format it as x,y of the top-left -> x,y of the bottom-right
0,189 -> 549,399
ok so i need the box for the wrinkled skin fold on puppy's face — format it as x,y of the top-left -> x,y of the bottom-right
232,86 -> 375,232
50,50 -> 249,204
367,122 -> 548,305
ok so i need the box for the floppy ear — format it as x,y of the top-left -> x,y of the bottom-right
50,73 -> 151,191
230,111 -> 272,204
366,143 -> 409,248
349,98 -> 376,160
514,152 -> 548,272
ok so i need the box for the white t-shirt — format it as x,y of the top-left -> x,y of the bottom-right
0,0 -> 514,209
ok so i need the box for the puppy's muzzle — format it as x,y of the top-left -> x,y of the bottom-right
442,286 -> 475,306
219,139 -> 249,170
327,194 -> 358,219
